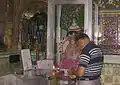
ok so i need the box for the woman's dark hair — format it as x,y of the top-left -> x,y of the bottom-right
66,31 -> 80,36
66,31 -> 80,41
66,31 -> 75,36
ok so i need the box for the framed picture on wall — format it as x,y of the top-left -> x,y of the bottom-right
60,4 -> 84,38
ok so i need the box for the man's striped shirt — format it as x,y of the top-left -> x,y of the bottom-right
79,42 -> 103,78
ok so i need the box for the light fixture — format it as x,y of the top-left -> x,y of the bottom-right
24,12 -> 34,19
95,32 -> 102,38
108,0 -> 113,4
103,5 -> 105,8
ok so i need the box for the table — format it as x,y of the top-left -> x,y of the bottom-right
4,70 -> 55,85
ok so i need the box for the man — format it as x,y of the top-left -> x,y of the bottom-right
75,33 -> 103,85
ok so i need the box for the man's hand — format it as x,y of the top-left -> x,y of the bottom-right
68,67 -> 85,79
76,66 -> 85,77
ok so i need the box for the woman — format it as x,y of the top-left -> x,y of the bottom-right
59,31 -> 81,69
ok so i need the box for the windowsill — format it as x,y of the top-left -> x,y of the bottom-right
104,55 -> 120,64
0,52 -> 119,64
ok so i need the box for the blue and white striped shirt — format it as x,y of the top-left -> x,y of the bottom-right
79,42 -> 103,77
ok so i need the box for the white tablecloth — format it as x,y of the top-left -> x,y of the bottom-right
3,69 -> 54,85
4,74 -> 51,85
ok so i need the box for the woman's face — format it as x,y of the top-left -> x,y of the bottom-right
68,32 -> 78,45
69,35 -> 76,44
71,39 -> 75,44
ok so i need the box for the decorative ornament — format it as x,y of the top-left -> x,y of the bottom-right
69,19 -> 81,31
109,0 -> 113,4
103,5 -> 105,8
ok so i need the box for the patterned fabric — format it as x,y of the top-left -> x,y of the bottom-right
59,57 -> 79,69
79,42 -> 103,77
59,33 -> 81,69
64,43 -> 81,59
60,4 -> 84,31
99,13 -> 120,55
59,39 -> 81,69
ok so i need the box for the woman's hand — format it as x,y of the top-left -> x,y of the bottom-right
68,68 -> 77,79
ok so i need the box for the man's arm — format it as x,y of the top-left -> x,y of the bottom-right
75,53 -> 90,77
